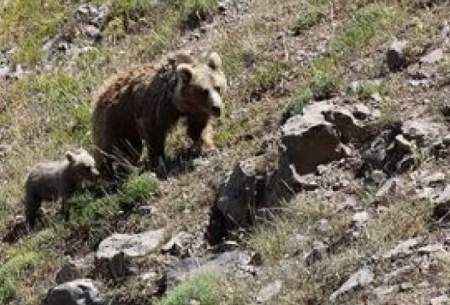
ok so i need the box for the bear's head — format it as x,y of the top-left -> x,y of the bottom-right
174,52 -> 227,117
66,148 -> 100,181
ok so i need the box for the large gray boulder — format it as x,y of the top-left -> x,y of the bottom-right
95,229 -> 165,280
43,279 -> 104,305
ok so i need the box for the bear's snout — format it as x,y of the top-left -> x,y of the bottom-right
209,90 -> 223,117
91,167 -> 100,178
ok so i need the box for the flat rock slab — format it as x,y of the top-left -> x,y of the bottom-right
97,228 -> 165,259
165,250 -> 252,288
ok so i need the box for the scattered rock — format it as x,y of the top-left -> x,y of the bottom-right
165,250 -> 253,289
387,39 -> 408,72
285,234 -> 308,256
352,211 -> 369,228
383,238 -> 422,259
433,184 -> 450,204
256,280 -> 282,304
304,240 -> 328,266
420,48 -> 444,65
417,243 -> 445,255
374,285 -> 398,299
402,119 -> 447,147
74,4 -> 109,28
43,279 -> 104,305
399,282 -> 414,292
56,255 -> 94,284
430,294 -> 449,305
95,229 -> 165,279
214,155 -> 272,228
376,178 -> 402,198
161,232 -> 193,257
330,266 -> 374,301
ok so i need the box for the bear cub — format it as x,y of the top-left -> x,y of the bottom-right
92,51 -> 227,178
24,148 -> 99,227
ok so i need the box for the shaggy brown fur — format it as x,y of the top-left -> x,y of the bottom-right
92,51 -> 227,177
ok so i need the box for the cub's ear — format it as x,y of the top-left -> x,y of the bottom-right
65,151 -> 76,164
207,52 -> 222,70
176,64 -> 194,83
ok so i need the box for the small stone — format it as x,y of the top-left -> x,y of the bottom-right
376,178 -> 401,198
352,211 -> 369,227
286,234 -> 308,255
304,241 -> 328,266
383,238 -> 421,259
434,185 -> 450,204
161,231 -> 193,257
399,282 -> 414,292
330,266 -> 374,301
256,280 -> 282,304
431,295 -> 449,305
418,243 -> 445,255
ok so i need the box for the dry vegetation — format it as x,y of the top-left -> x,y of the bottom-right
1,0 -> 450,304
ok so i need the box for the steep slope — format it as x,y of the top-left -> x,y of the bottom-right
1,0 -> 450,304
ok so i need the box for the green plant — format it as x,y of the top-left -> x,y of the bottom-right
332,3 -> 396,53
281,89 -> 313,123
121,173 -> 159,203
0,251 -> 41,304
157,273 -> 224,305
251,61 -> 289,91
0,0 -> 67,64
307,57 -> 338,100
294,9 -> 323,34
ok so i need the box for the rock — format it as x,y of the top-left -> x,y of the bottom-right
433,184 -> 450,204
280,102 -> 348,175
374,285 -> 398,299
43,279 -> 104,305
399,282 -> 414,292
214,155 -> 272,229
352,211 -> 369,228
256,280 -> 282,304
417,243 -> 445,255
136,205 -> 157,215
376,178 -> 402,198
165,250 -> 253,289
304,240 -> 328,266
421,172 -> 446,187
387,39 -> 408,71
384,265 -> 414,283
285,234 -> 308,256
55,255 -> 94,284
95,229 -> 165,279
74,4 -> 109,28
82,25 -> 102,40
383,238 -> 421,259
433,201 -> 450,223
161,232 -> 193,257
402,119 -> 447,147
420,48 -> 444,65
431,295 -> 449,305
330,266 -> 374,301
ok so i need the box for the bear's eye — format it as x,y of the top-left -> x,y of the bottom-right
201,88 -> 209,96
214,86 -> 221,94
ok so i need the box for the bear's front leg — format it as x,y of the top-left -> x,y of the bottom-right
187,116 -> 217,156
146,133 -> 168,179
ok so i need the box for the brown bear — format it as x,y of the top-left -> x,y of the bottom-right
24,148 -> 100,227
92,51 -> 227,177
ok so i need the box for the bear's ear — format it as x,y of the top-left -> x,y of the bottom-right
207,52 -> 222,70
176,64 -> 194,83
65,151 -> 76,164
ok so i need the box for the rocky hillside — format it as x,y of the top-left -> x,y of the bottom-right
2,0 -> 450,304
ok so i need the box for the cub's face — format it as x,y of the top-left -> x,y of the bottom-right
66,149 -> 100,181
174,52 -> 227,117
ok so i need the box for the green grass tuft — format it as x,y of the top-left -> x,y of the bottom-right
157,273 -> 224,305
332,3 -> 396,53
251,61 -> 289,92
294,9 -> 323,34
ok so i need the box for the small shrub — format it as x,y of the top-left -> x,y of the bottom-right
0,192 -> 11,223
251,61 -> 289,92
348,80 -> 387,100
294,9 -> 323,34
179,0 -> 219,28
157,273 -> 224,305
307,57 -> 338,100
121,173 -> 159,203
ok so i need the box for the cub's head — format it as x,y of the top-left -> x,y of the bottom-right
174,52 -> 227,117
66,148 -> 100,181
